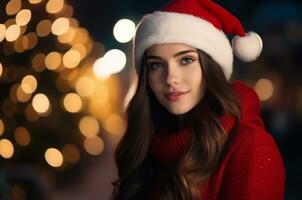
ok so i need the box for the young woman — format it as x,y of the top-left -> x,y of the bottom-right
111,0 -> 285,199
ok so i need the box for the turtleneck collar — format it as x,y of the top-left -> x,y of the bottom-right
149,113 -> 236,165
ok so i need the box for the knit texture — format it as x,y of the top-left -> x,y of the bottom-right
149,80 -> 285,200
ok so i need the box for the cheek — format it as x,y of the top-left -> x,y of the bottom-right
148,74 -> 161,94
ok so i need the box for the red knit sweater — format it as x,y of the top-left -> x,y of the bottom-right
149,80 -> 285,200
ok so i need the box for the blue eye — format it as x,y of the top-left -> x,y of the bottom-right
148,62 -> 164,70
181,57 -> 195,65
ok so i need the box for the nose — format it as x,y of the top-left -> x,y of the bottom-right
165,64 -> 180,87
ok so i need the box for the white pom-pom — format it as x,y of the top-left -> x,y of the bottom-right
232,31 -> 263,62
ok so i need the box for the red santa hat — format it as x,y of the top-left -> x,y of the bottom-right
133,0 -> 263,80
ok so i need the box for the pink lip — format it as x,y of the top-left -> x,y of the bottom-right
165,91 -> 189,101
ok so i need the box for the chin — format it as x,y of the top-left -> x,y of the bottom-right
166,106 -> 191,115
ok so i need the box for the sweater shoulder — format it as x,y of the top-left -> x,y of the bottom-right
218,124 -> 286,199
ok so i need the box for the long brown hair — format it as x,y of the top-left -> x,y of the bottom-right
111,49 -> 241,200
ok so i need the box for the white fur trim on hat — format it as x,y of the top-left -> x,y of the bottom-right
232,32 -> 263,62
133,11 -> 234,80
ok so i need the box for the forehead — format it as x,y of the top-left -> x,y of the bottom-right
146,43 -> 197,56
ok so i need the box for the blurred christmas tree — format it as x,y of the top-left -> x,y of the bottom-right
0,0 -> 127,198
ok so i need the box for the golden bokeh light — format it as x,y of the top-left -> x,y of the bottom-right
14,36 -> 26,53
71,44 -> 87,59
104,113 -> 126,135
36,20 -> 52,37
63,92 -> 82,113
0,118 -> 4,136
57,27 -> 76,44
16,9 -> 32,26
26,32 -> 38,49
51,17 -> 69,36
5,24 -> 21,42
28,0 -> 42,4
22,35 -> 29,49
0,62 -> 3,78
69,28 -> 89,45
89,100 -> 111,120
69,18 -> 79,28
79,115 -> 100,138
6,0 -> 21,16
45,51 -> 61,70
32,93 -> 50,114
59,4 -> 74,18
25,104 -> 39,122
0,139 -> 14,159
62,144 -> 80,164
254,79 -> 274,101
4,19 -> 16,28
63,49 -> 81,68
75,76 -> 95,97
113,19 -> 136,43
16,85 -> 32,102
14,127 -> 31,146
45,148 -> 63,167
21,75 -> 37,94
83,136 -> 104,156
32,53 -> 46,72
46,0 -> 64,14
20,25 -> 27,35
0,24 -> 6,42
88,84 -> 111,119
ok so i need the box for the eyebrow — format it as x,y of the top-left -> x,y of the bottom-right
146,49 -> 198,60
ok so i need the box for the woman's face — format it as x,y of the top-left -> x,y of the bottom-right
146,43 -> 206,115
